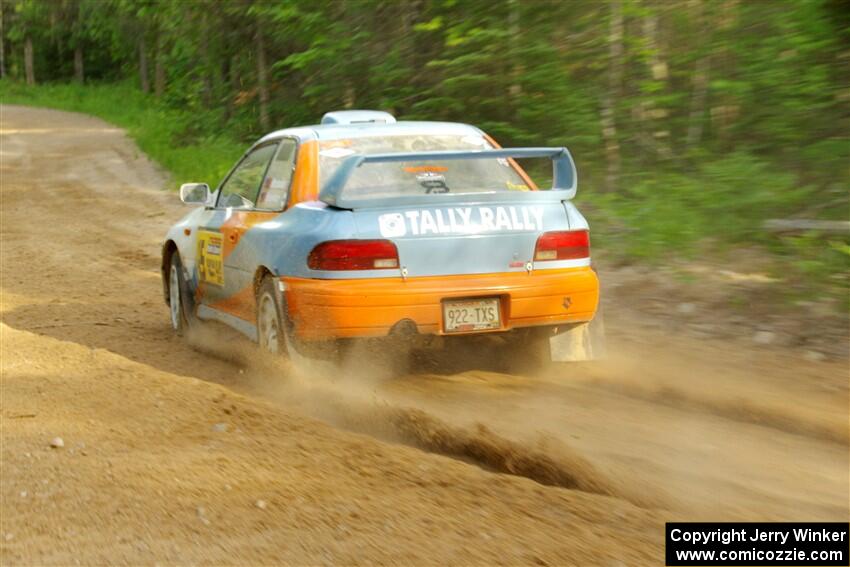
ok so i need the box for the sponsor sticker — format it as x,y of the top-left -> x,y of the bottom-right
461,135 -> 488,147
378,213 -> 407,237
506,181 -> 530,191
377,205 -> 545,237
415,172 -> 450,194
319,147 -> 356,159
404,165 -> 448,173
196,230 -> 224,286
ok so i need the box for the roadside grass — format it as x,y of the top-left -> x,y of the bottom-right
0,80 -> 243,187
582,193 -> 849,310
529,155 -> 849,309
578,164 -> 849,309
522,153 -> 849,307
2,80 -> 847,308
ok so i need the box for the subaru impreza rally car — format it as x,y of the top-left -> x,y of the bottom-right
161,110 -> 603,362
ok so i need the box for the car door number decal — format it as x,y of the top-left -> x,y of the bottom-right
197,230 -> 224,286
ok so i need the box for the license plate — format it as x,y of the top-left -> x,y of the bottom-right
442,297 -> 501,333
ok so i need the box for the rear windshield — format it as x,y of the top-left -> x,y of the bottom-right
318,134 -> 533,200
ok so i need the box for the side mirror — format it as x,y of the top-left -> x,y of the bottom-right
179,183 -> 211,205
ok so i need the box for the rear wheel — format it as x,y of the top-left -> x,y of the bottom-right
256,276 -> 288,356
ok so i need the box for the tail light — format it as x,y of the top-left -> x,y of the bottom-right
308,239 -> 399,271
534,230 -> 590,261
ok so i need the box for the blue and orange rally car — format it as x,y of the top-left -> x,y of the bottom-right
161,110 -> 603,363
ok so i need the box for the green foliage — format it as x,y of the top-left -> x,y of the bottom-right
579,153 -> 848,302
0,0 -> 847,303
581,153 -> 810,258
772,232 -> 850,308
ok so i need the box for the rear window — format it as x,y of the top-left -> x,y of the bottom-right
318,134 -> 533,201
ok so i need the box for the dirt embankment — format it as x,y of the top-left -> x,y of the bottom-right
1,105 -> 847,566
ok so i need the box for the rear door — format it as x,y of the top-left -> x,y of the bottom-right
196,142 -> 279,307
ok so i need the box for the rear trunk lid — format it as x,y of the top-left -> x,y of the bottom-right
352,200 -> 571,277
320,147 -> 580,277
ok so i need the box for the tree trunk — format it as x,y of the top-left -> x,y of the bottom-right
24,36 -> 35,85
399,1 -> 418,60
220,12 -> 237,123
508,0 -> 523,119
711,0 -> 739,148
641,10 -> 672,160
0,1 -> 6,79
153,33 -> 165,97
74,46 -> 84,83
685,0 -> 710,148
223,53 -> 237,122
686,53 -> 710,149
255,23 -> 270,130
154,58 -> 165,98
199,10 -> 212,106
139,36 -> 150,94
224,49 -> 241,123
600,0 -> 623,193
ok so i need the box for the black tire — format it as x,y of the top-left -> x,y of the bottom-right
168,252 -> 195,335
256,276 -> 289,356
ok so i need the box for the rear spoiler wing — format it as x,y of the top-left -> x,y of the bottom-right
318,147 -> 577,209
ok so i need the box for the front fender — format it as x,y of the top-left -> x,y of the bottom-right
161,206 -> 213,299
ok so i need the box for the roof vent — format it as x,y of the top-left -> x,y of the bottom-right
321,110 -> 397,125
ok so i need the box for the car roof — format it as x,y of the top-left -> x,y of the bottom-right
256,121 -> 484,146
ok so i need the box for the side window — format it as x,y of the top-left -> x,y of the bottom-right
217,143 -> 278,209
256,139 -> 297,210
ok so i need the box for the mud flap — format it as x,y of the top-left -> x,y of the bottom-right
549,311 -> 606,362
275,282 -> 306,359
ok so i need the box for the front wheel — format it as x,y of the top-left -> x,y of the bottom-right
256,276 -> 288,356
168,253 -> 195,335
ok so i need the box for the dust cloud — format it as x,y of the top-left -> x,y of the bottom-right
184,317 -> 848,522
186,323 -> 673,509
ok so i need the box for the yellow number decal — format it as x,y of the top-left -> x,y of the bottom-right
196,230 -> 224,286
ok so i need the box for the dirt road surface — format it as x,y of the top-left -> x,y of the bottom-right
1,105 -> 848,566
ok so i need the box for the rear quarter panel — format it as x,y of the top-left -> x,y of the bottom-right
228,203 -> 403,280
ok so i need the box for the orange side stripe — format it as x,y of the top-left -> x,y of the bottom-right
288,140 -> 319,206
208,284 -> 256,322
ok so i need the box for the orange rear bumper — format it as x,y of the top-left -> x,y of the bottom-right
283,267 -> 599,341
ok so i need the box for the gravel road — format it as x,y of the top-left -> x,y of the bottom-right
1,105 -> 846,566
